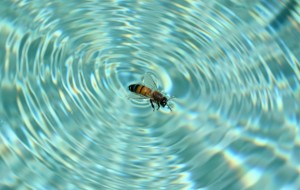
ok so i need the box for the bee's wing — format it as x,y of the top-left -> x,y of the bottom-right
142,72 -> 158,90
127,93 -> 149,100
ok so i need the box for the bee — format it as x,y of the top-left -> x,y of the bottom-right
128,72 -> 173,111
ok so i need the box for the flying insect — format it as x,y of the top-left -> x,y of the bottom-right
128,73 -> 173,111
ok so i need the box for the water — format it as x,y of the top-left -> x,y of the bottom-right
0,0 -> 299,189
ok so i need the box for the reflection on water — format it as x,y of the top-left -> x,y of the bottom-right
0,0 -> 299,189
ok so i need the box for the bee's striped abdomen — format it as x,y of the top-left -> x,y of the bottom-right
128,84 -> 152,97
128,84 -> 139,92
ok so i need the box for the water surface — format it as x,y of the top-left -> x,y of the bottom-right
0,0 -> 300,189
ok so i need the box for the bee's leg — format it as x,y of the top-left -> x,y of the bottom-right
150,99 -> 155,111
157,103 -> 160,110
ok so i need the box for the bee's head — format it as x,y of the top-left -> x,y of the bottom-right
160,97 -> 168,107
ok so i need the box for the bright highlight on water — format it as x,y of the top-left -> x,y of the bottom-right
0,0 -> 299,189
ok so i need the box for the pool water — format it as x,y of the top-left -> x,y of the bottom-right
0,0 -> 299,189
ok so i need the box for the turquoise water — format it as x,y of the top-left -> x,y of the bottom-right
0,0 -> 300,189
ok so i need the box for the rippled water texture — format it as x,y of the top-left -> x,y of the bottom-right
0,0 -> 300,189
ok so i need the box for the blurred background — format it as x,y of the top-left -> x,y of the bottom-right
0,0 -> 299,189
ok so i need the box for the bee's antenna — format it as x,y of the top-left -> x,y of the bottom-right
167,96 -> 175,111
167,104 -> 172,111
168,96 -> 175,101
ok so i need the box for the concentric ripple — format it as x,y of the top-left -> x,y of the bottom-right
0,0 -> 300,189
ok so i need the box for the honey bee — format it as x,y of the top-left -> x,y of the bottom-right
128,72 -> 173,111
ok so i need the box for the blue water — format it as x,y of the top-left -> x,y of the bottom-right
0,0 -> 299,189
